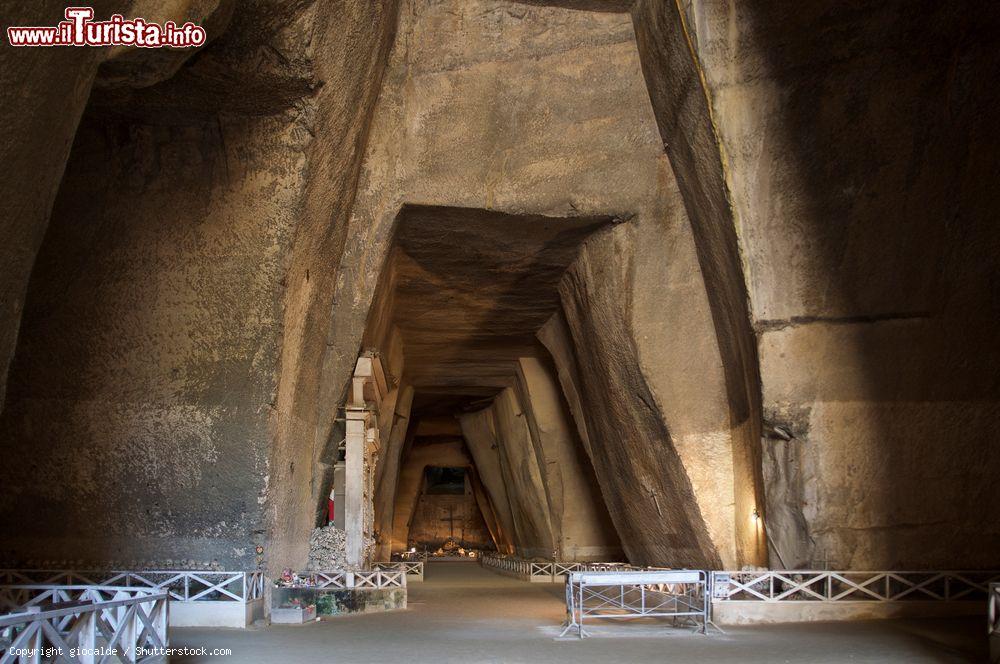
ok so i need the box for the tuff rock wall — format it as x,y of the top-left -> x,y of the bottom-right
0,0 -> 231,411
0,0 -> 401,569
633,0 -> 1000,568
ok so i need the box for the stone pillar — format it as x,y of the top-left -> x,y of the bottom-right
344,354 -> 386,569
344,410 -> 369,568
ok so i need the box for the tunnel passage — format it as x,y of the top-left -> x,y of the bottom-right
346,204 -> 722,567
361,205 -> 624,561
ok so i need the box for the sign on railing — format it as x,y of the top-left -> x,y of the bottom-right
0,570 -> 264,603
712,570 -> 1000,603
0,587 -> 168,663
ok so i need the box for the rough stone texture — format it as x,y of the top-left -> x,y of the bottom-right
673,0 -> 1000,568
372,385 -> 415,561
407,493 -> 493,551
0,1 -> 103,413
0,0 -> 228,413
0,0 -> 401,570
515,358 -> 621,561
630,0 -> 767,568
548,227 -> 722,568
485,387 -> 556,558
266,0 -> 401,573
0,111 -> 302,567
458,371 -> 622,561
537,313 -> 594,459
381,206 -> 612,385
459,409 -> 519,555
1,0 -> 751,571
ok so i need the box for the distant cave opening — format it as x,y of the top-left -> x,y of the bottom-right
424,467 -> 467,495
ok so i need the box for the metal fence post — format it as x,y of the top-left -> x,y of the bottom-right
79,610 -> 97,664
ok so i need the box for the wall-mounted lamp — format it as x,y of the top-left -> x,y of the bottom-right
751,508 -> 761,523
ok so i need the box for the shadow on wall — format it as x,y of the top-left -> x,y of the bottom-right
388,205 -> 617,362
690,0 -> 1000,568
523,0 -> 1000,569
0,113 -> 269,570
0,0 -> 402,573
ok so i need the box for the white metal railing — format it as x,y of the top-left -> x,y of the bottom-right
373,562 -> 424,581
0,570 -> 264,603
480,553 -> 532,578
483,559 -> 1000,605
530,562 -> 553,579
553,562 -> 640,577
0,587 -> 168,663
712,570 -> 1000,602
286,570 -> 407,590
480,554 -> 638,582
560,570 -> 715,639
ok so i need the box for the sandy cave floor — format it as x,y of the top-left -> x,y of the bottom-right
170,562 -> 987,663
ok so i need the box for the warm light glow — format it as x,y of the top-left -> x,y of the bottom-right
751,508 -> 761,523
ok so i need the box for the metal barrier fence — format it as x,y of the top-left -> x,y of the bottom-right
552,562 -> 640,578
560,570 -> 714,639
480,554 -> 638,582
288,570 -> 407,589
0,570 -> 264,603
482,558 -> 1000,603
0,587 -> 168,663
712,570 -> 1000,603
479,553 -> 532,578
373,562 -> 424,581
